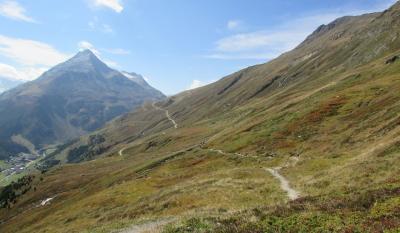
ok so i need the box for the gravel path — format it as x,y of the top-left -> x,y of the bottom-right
152,102 -> 178,129
265,167 -> 300,200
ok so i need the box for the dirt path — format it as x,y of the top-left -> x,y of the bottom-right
207,148 -> 255,158
208,148 -> 227,155
265,167 -> 299,201
119,147 -> 126,156
265,156 -> 301,200
117,101 -> 179,157
208,147 -> 300,201
152,102 -> 178,129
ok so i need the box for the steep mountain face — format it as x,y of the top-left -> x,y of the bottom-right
54,8 -> 394,149
121,71 -> 152,89
2,3 -> 400,233
0,50 -> 165,159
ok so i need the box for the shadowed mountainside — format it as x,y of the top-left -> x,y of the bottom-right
0,50 -> 165,159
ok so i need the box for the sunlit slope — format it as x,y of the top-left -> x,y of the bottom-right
2,2 -> 400,233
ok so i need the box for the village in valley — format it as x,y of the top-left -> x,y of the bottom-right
1,152 -> 43,178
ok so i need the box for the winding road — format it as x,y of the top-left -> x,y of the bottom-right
118,102 -> 179,156
152,102 -> 178,129
119,102 -> 300,201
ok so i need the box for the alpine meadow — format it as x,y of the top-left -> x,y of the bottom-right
0,1 -> 400,233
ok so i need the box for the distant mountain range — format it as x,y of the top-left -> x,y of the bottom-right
0,50 -> 165,159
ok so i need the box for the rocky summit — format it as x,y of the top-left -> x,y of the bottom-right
0,50 -> 164,159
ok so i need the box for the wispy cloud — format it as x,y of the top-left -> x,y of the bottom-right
227,20 -> 243,30
0,35 -> 70,81
0,35 -> 69,66
0,63 -> 47,81
0,0 -> 36,23
78,40 -> 101,56
207,28 -> 309,60
187,79 -> 214,90
101,24 -> 114,33
89,0 -> 123,13
207,1 -> 398,60
88,17 -> 114,34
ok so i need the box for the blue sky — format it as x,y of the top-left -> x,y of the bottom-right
0,0 -> 397,95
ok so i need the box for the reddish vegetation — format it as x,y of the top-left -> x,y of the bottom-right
346,96 -> 398,122
272,96 -> 347,146
305,96 -> 347,123
364,216 -> 400,233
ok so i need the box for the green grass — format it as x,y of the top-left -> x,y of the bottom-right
2,8 -> 400,233
3,58 -> 400,232
165,185 -> 400,233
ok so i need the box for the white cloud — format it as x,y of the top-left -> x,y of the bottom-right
227,20 -> 242,30
0,63 -> 21,80
217,31 -> 303,53
90,0 -> 123,13
0,35 -> 69,81
208,15 -> 335,60
78,40 -> 101,56
0,0 -> 36,23
187,80 -> 214,90
0,63 -> 47,81
0,35 -> 69,66
207,1 -> 399,60
208,29 -> 307,60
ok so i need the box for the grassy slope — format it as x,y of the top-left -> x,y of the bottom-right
2,4 -> 400,233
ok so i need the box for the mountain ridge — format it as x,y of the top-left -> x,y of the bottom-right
2,2 -> 400,232
0,50 -> 165,159
48,5 -> 400,163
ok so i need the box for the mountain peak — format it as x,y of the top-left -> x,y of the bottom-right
49,49 -> 111,75
72,49 -> 100,62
